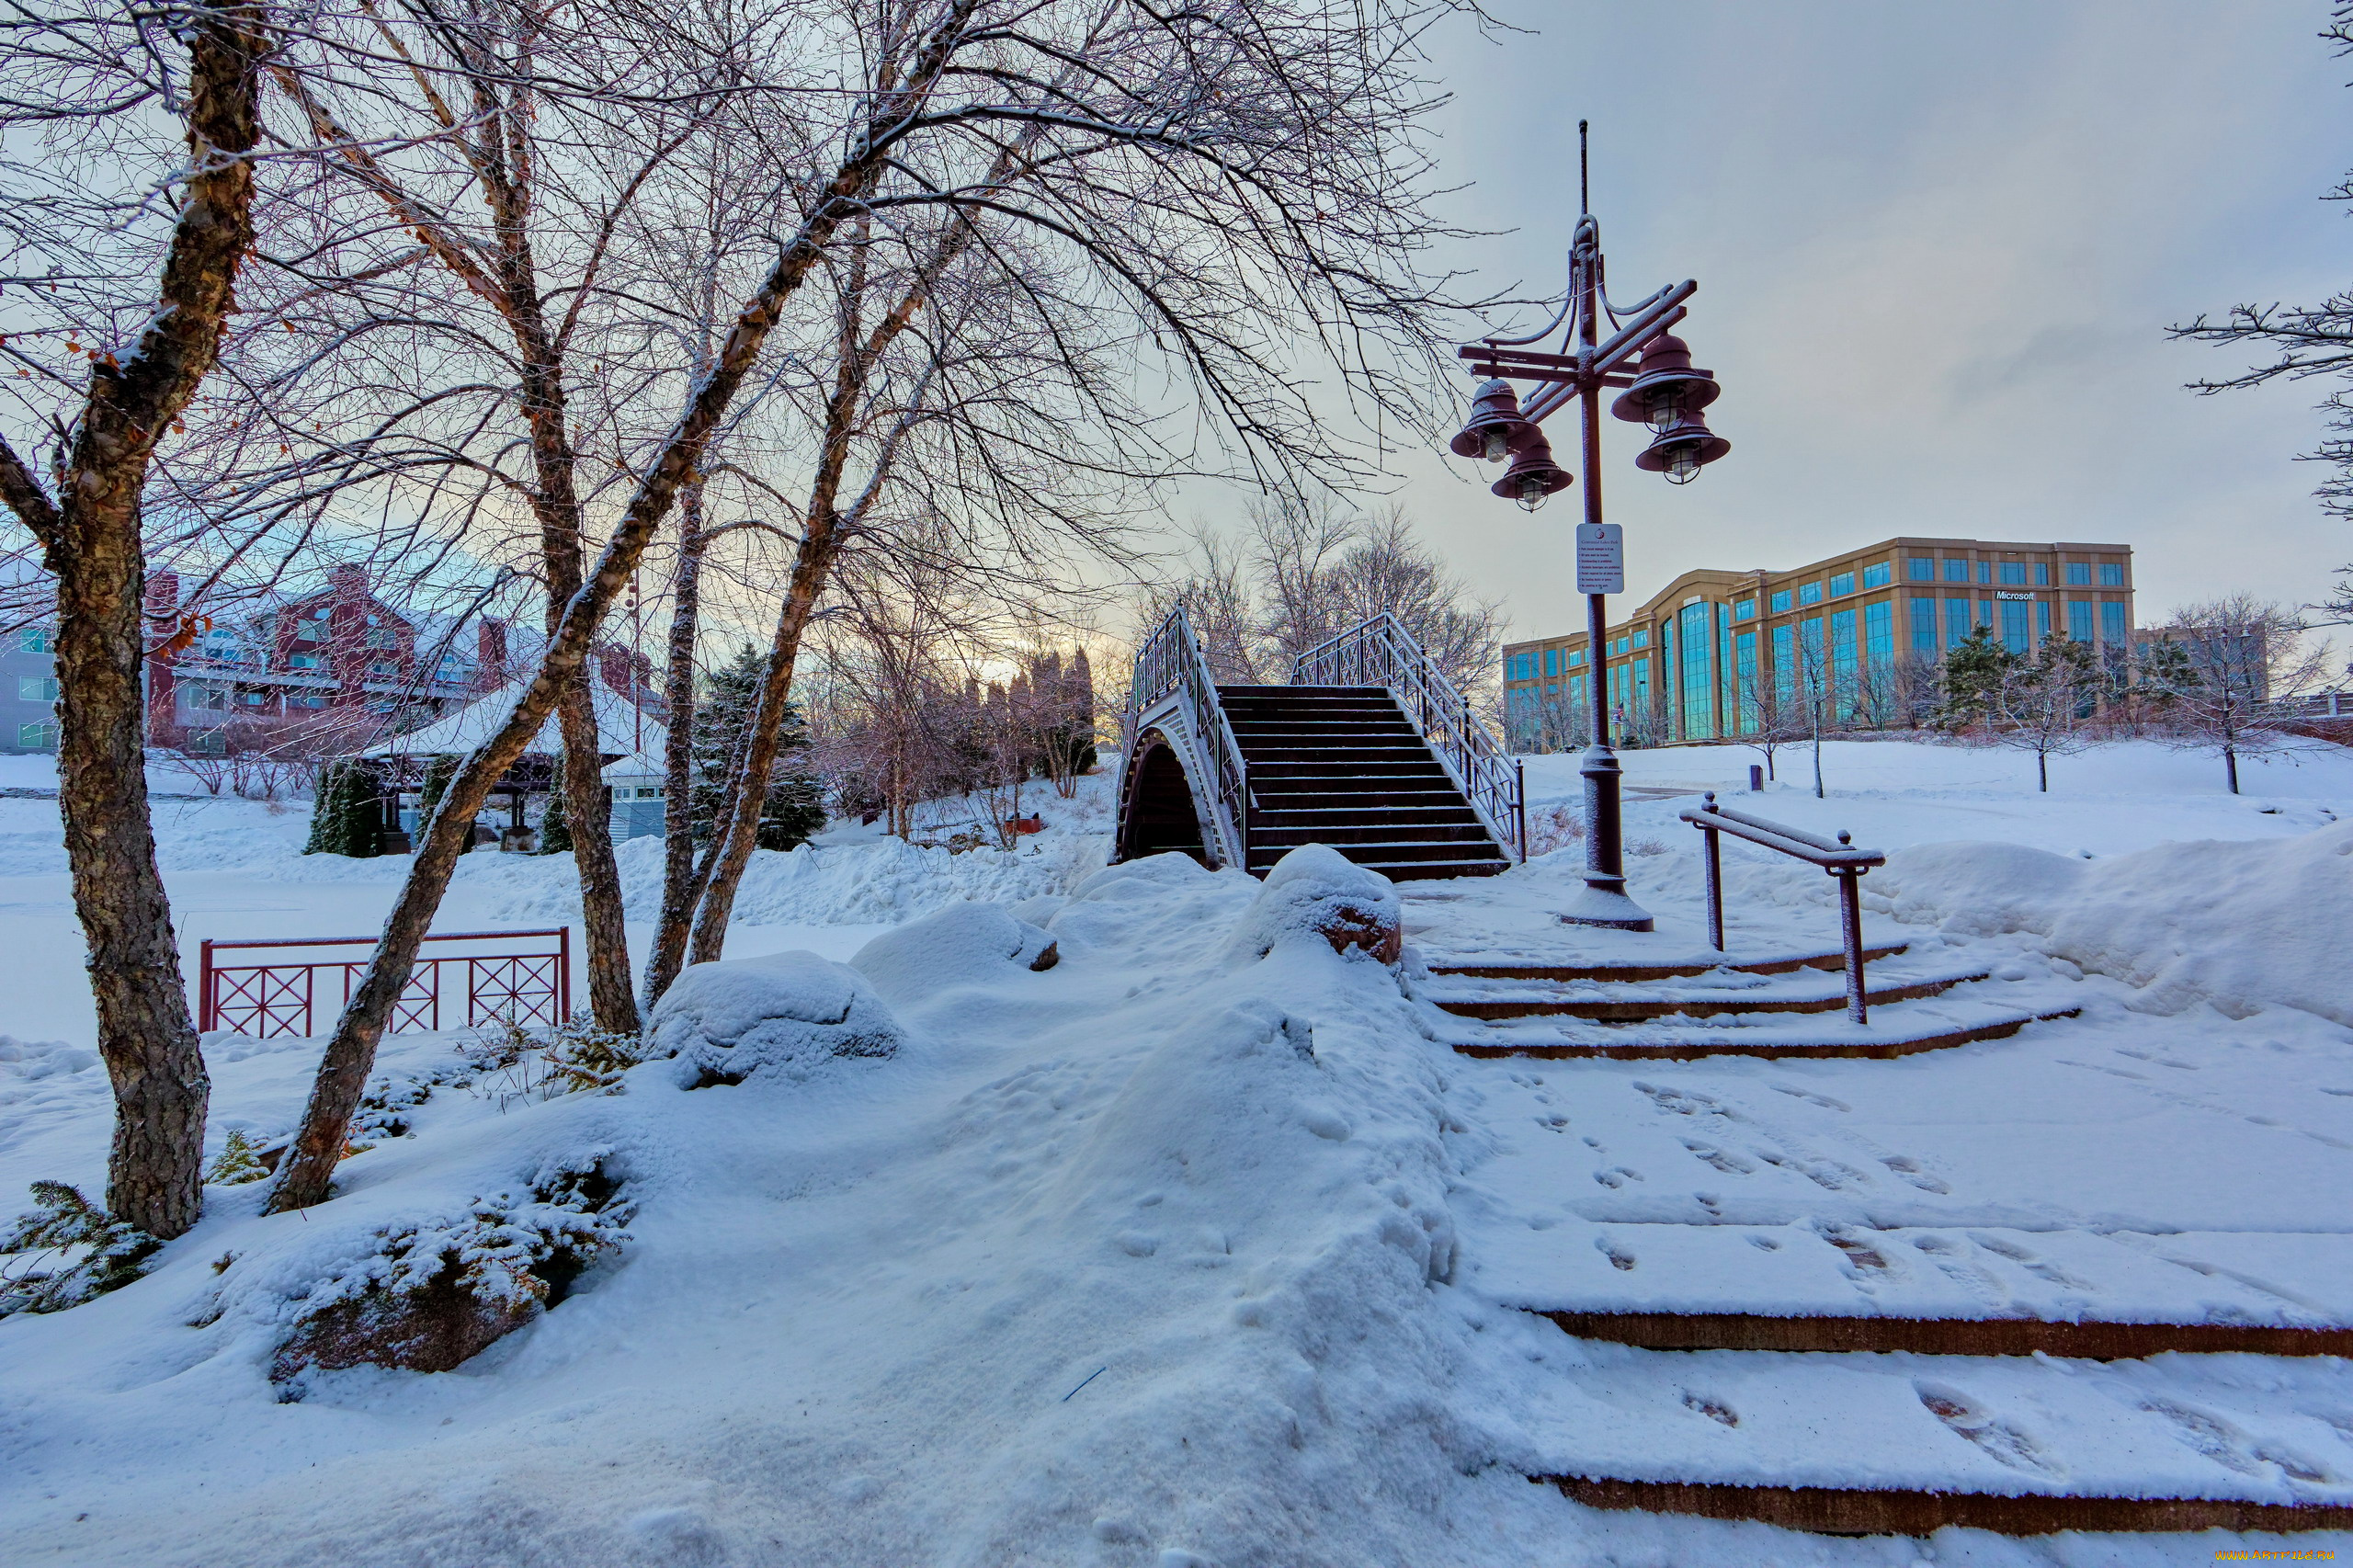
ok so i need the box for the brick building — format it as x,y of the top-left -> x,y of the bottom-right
1500,536 -> 2137,747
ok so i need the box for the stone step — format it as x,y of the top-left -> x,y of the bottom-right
1473,1218 -> 2353,1355
1449,1006 -> 2078,1060
1429,970 -> 1988,1021
1510,1343 -> 2353,1533
1251,821 -> 1494,848
1426,942 -> 1910,983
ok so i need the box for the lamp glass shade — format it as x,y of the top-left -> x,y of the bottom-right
1483,427 -> 1508,462
1663,442 -> 1701,483
1516,474 -> 1549,512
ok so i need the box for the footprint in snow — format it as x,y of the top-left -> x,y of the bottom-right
1880,1153 -> 1951,1194
1916,1383 -> 2063,1477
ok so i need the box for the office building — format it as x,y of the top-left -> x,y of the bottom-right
1500,536 -> 2136,746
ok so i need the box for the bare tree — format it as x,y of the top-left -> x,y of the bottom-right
1992,631 -> 2104,792
2139,597 -> 2330,793
1734,666 -> 1808,784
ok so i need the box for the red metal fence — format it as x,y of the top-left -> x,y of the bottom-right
197,927 -> 572,1040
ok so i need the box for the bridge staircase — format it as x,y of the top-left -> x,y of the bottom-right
1114,610 -> 1521,880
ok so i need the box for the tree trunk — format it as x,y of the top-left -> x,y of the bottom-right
0,7 -> 267,1239
2038,748 -> 2048,792
2224,743 -> 2240,794
261,0 -> 983,1211
687,518 -> 842,964
642,480 -> 708,1006
559,675 -> 635,1029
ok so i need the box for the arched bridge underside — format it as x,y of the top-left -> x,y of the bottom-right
1115,684 -> 1514,881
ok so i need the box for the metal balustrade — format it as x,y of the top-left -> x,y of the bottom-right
197,927 -> 572,1039
1290,612 -> 1527,862
1677,793 -> 1884,1021
1120,606 -> 1255,869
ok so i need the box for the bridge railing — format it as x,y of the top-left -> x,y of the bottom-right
1122,605 -> 1253,869
1291,612 -> 1526,862
197,927 -> 572,1040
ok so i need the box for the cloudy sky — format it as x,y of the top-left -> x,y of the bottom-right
1377,1 -> 2351,652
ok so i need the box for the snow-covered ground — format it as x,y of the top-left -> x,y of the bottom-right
1,736 -> 2350,1564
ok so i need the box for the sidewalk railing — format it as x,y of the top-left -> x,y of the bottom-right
1677,793 -> 1886,1022
197,927 -> 572,1040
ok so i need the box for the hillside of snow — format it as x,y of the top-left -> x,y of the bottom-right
1,737 -> 2350,1563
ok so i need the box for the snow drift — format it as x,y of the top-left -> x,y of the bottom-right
1874,821 -> 2353,1024
644,949 -> 907,1086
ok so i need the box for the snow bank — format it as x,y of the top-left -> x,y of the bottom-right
848,901 -> 1057,1007
1224,843 -> 1402,965
1875,821 -> 2353,1024
644,949 -> 907,1086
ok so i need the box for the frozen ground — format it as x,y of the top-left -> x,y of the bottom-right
0,737 -> 2348,1564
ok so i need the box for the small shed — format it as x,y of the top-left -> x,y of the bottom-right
602,752 -> 668,842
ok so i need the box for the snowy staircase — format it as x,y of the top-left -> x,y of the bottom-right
1218,686 -> 1512,881
1423,941 -> 2081,1061
1432,960 -> 2353,1535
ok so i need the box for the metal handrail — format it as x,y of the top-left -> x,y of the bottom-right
1676,791 -> 1886,1022
1120,605 -> 1253,870
1290,611 -> 1527,862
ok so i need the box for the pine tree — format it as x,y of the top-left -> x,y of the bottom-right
302,759 -> 382,858
419,754 -> 474,855
690,645 -> 828,851
1936,624 -> 2016,732
538,778 -> 571,854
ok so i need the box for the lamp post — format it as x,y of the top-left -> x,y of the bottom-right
1449,123 -> 1729,931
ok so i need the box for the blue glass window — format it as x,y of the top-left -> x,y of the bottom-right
1769,590 -> 1791,613
1908,558 -> 1936,582
1865,601 -> 1893,666
1772,623 -> 1795,701
2067,600 -> 2093,642
1567,649 -> 1584,666
2100,562 -> 2125,586
1677,601 -> 1714,739
2101,601 -> 2127,643
1798,582 -> 1824,606
1830,572 -> 1856,597
1831,608 -> 1857,686
1943,559 -> 1970,583
1631,630 -> 1649,649
2037,600 -> 2051,640
2000,562 -> 2028,586
1946,597 -> 1972,648
2000,598 -> 2031,653
1543,648 -> 1559,677
1911,597 -> 1938,653
2066,562 -> 2092,586
1861,562 -> 1892,589
2033,563 -> 2050,585
1734,631 -> 1758,733
1733,598 -> 1756,621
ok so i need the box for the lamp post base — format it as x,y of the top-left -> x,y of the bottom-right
1560,742 -> 1654,932
1559,882 -> 1655,931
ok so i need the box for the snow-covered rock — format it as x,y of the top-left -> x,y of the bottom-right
848,901 -> 1058,1007
1876,820 -> 2353,1024
645,949 -> 907,1086
1224,844 -> 1402,965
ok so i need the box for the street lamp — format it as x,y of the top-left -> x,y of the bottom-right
1449,123 -> 1728,931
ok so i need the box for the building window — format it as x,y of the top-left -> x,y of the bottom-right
1861,562 -> 1892,589
1943,559 -> 1970,583
1631,630 -> 1649,649
1946,598 -> 1972,649
17,626 -> 52,654
1566,649 -> 1584,667
17,676 -> 58,702
364,628 -> 397,650
1999,562 -> 2028,586
1911,597 -> 1938,653
2037,600 -> 2052,641
1830,608 -> 1857,697
1865,601 -> 1893,666
2067,600 -> 2094,642
369,660 -> 397,676
1632,659 -> 1651,719
1768,590 -> 1791,614
2000,598 -> 2031,653
1734,630 -> 1758,733
1977,561 -> 1993,585
1732,598 -> 1756,621
2100,562 -> 2125,586
2067,562 -> 2092,586
2033,562 -> 2051,585
17,722 -> 54,749
238,690 -> 266,706
1543,648 -> 1559,678
1908,558 -> 1936,582
2101,600 -> 2127,644
1677,601 -> 1713,739
1830,572 -> 1856,597
287,653 -> 323,670
1797,581 -> 1824,606
184,685 -> 225,711
290,693 -> 328,709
